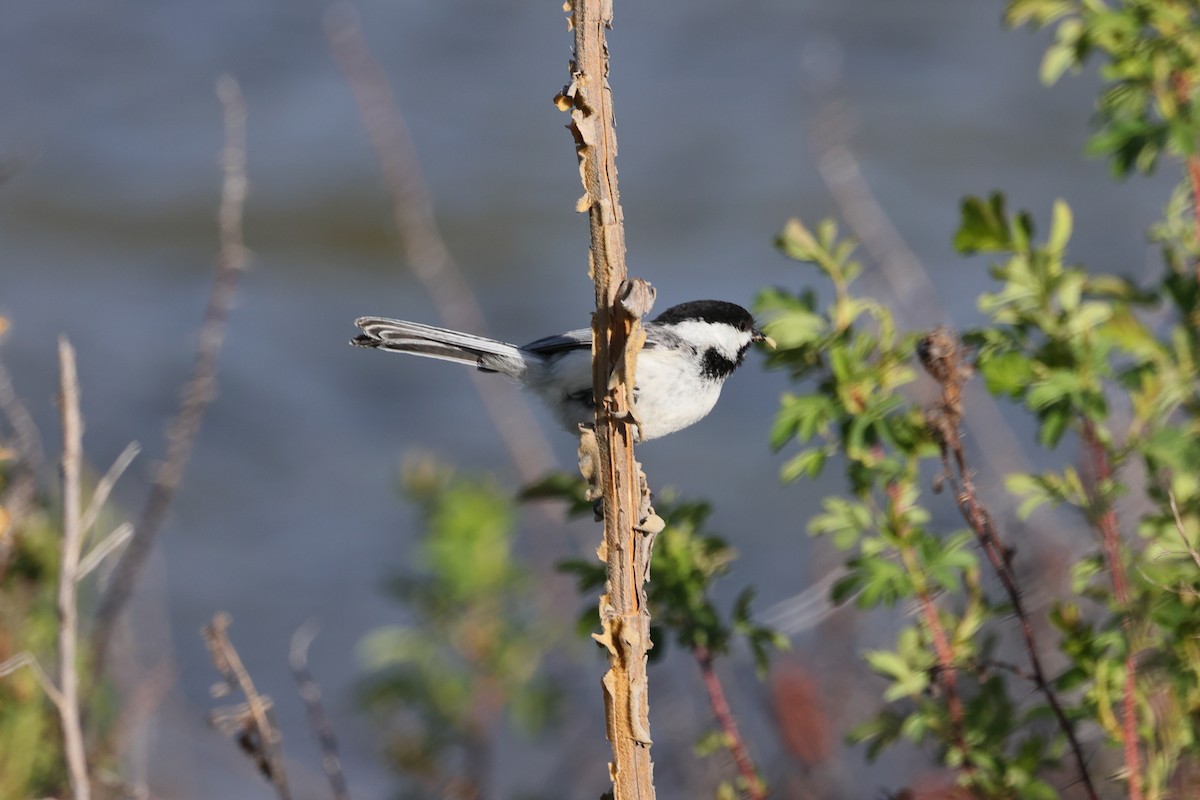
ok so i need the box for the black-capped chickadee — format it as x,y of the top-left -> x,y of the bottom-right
351,300 -> 773,442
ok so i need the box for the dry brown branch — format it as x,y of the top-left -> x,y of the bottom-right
289,623 -> 352,800
78,522 -> 133,582
557,1 -> 658,797
917,328 -> 1100,800
325,4 -> 556,484
694,646 -> 765,800
203,613 -> 292,800
56,337 -> 92,800
91,75 -> 249,675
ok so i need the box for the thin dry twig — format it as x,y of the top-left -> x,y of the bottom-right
1167,489 -> 1200,571
78,522 -> 134,582
203,613 -> 292,800
917,328 -> 1100,800
326,4 -> 556,484
694,647 -> 765,800
79,442 -> 140,538
289,623 -> 352,800
57,337 -> 92,800
91,75 -> 249,675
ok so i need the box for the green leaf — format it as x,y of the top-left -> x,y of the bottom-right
780,448 -> 827,482
694,728 -> 728,758
955,193 -> 1013,254
777,218 -> 821,262
977,350 -> 1034,397
1038,406 -> 1071,448
763,308 -> 827,349
1040,41 -> 1077,84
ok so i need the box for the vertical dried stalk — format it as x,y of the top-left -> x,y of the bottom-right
91,75 -> 248,674
56,338 -> 92,800
289,624 -> 352,800
558,1 -> 657,797
918,328 -> 1100,800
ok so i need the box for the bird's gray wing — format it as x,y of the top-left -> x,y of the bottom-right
522,327 -> 663,357
522,328 -> 592,357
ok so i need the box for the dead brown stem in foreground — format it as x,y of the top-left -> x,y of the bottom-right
326,4 -> 556,485
917,328 -> 1100,800
556,0 -> 658,797
290,623 -> 352,800
203,613 -> 292,800
91,75 -> 248,677
56,338 -> 92,800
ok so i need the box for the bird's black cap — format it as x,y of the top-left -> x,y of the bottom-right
652,300 -> 756,331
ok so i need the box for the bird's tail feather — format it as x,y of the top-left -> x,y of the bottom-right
352,317 -> 531,377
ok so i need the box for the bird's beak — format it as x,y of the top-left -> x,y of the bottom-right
752,329 -> 776,350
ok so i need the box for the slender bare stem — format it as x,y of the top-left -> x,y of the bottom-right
918,329 -> 1100,800
79,442 -> 139,538
203,613 -> 291,800
325,4 -> 556,484
91,75 -> 248,675
1167,489 -> 1200,571
78,523 -> 134,581
57,338 -> 92,800
693,647 -> 765,800
289,623 -> 352,800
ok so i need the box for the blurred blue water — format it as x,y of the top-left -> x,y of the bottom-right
0,1 -> 1174,797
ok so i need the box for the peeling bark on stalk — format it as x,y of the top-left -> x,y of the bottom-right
558,1 -> 658,797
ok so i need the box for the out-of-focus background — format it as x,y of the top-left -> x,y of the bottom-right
0,1 -> 1173,797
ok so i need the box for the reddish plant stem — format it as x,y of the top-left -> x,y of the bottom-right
885,482 -> 973,773
1080,420 -> 1143,800
693,647 -> 766,800
917,591 -> 971,754
1187,155 -> 1200,254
